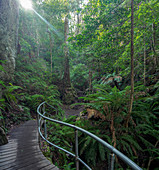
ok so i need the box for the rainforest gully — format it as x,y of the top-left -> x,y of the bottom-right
0,0 -> 158,169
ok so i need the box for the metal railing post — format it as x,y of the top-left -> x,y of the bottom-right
43,103 -> 45,114
44,120 -> 47,138
75,129 -> 79,170
37,112 -> 40,142
37,110 -> 41,149
108,153 -> 115,170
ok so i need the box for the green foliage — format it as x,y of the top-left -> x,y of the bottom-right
0,81 -> 31,129
76,84 -> 159,168
20,38 -> 32,55
25,94 -> 45,110
45,116 -> 75,168
3,84 -> 22,103
14,57 -> 62,113
0,98 -> 5,111
70,63 -> 89,91
62,162 -> 76,170
80,86 -> 129,118
0,99 -> 5,126
0,80 -> 6,88
46,115 -> 110,169
13,0 -> 159,169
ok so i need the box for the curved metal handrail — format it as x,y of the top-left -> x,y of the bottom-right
37,101 -> 142,170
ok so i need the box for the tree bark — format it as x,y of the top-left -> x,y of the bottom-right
152,23 -> 158,67
89,70 -> 93,94
63,16 -> 71,87
49,31 -> 53,73
36,24 -> 40,58
125,0 -> 134,128
110,111 -> 116,148
144,34 -> 146,86
76,0 -> 80,35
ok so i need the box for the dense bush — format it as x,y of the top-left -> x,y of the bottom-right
43,83 -> 159,169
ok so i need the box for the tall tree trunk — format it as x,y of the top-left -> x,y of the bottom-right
110,111 -> 116,148
76,0 -> 80,35
125,0 -> 134,128
89,70 -> 93,94
35,23 -> 40,58
63,16 -> 71,87
62,16 -> 77,104
144,34 -> 146,86
36,30 -> 40,57
49,31 -> 53,73
152,23 -> 158,67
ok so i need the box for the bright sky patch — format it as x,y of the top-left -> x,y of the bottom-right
19,0 -> 33,10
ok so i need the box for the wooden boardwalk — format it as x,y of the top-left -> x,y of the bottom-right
0,120 -> 59,170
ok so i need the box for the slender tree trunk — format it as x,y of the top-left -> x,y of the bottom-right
152,23 -> 158,67
76,0 -> 80,35
110,111 -> 116,148
63,16 -> 71,87
36,26 -> 40,58
147,140 -> 159,170
76,12 -> 80,34
144,34 -> 146,86
32,15 -> 39,58
62,16 -> 77,104
89,70 -> 93,94
125,0 -> 134,128
49,31 -> 53,73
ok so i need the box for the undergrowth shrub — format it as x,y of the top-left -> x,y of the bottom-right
0,81 -> 31,130
43,115 -> 110,170
14,57 -> 62,114
72,84 -> 159,169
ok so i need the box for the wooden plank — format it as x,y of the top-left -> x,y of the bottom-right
0,120 -> 58,170
0,145 -> 39,155
0,150 -> 41,162
0,142 -> 38,152
17,159 -> 52,170
39,164 -> 59,170
0,153 -> 44,169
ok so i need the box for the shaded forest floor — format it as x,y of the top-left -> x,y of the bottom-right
4,103 -> 84,137
62,104 -> 84,118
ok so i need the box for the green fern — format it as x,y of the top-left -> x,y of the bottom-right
0,80 -> 6,87
3,84 -> 22,104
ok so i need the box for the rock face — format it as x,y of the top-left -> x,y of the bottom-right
0,0 -> 19,82
0,0 -> 19,145
0,127 -> 8,146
